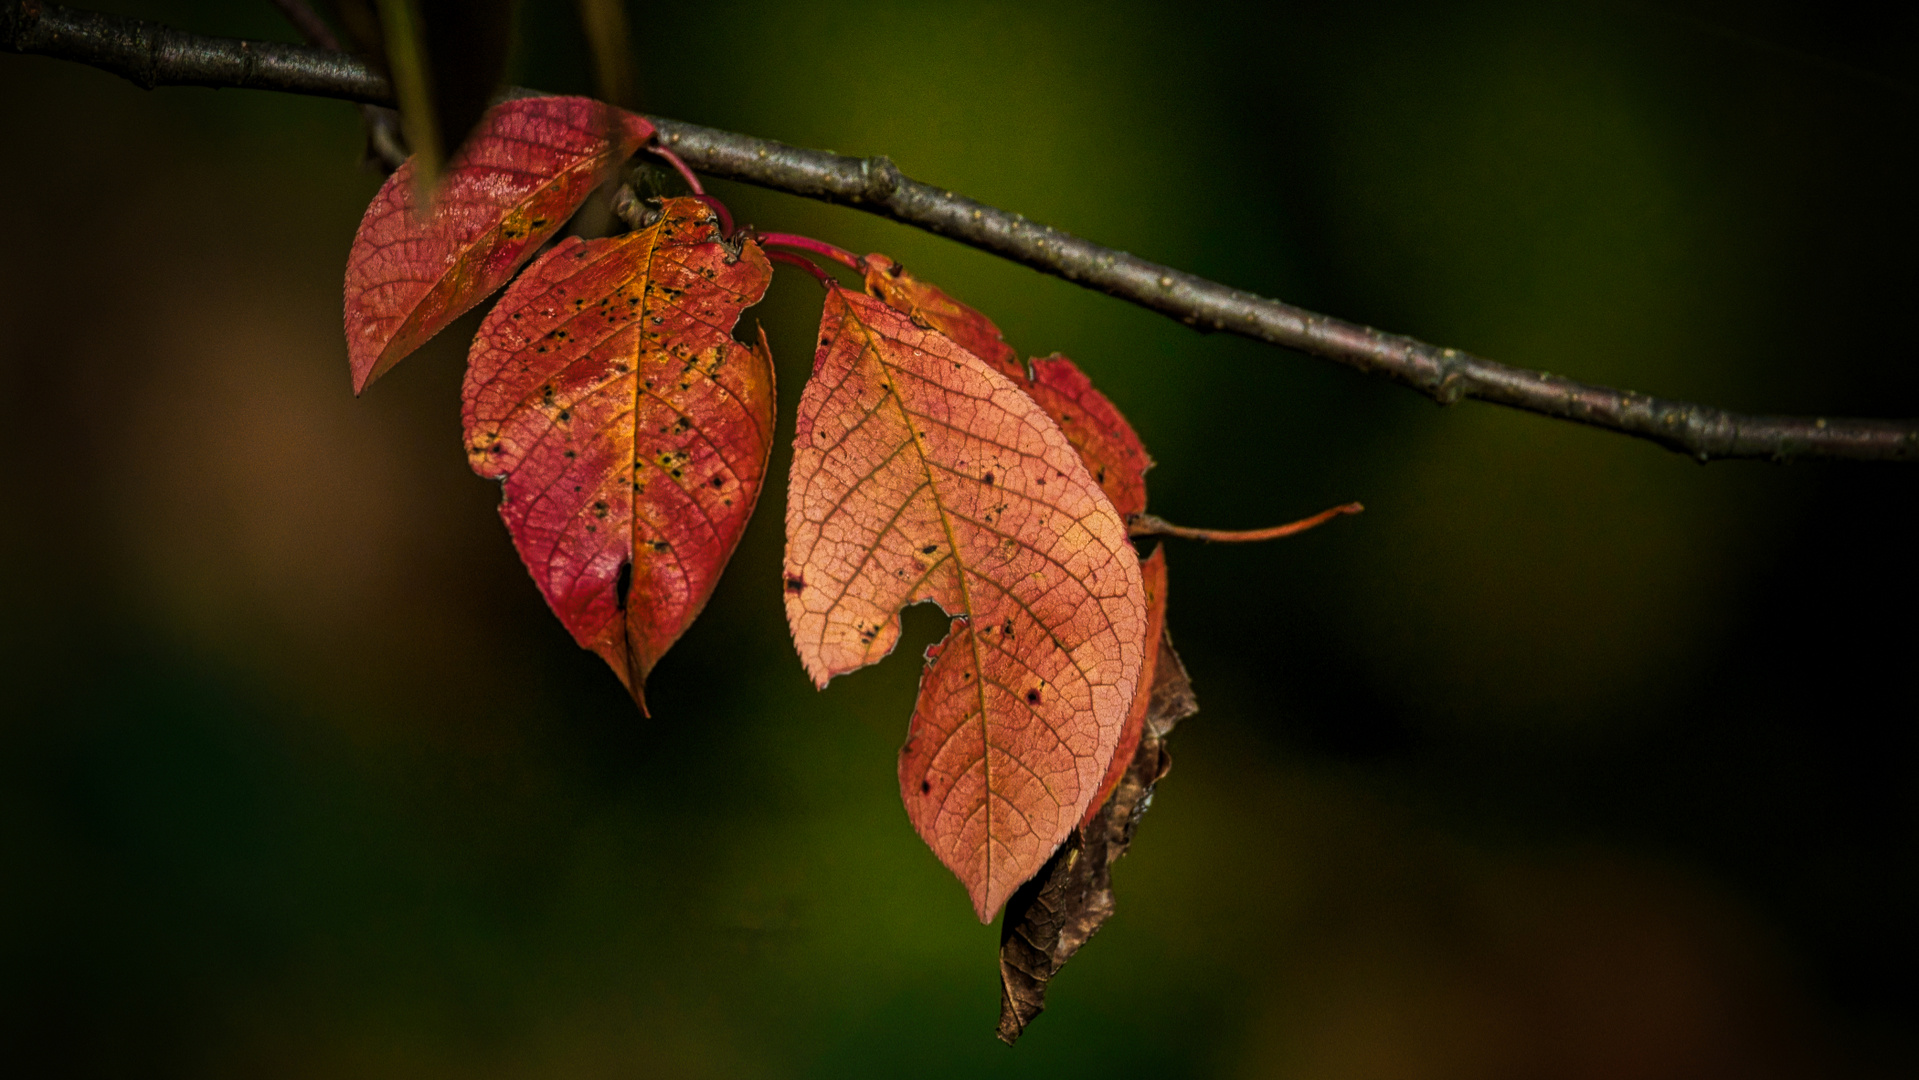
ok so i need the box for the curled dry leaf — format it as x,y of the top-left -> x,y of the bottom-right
783,286 -> 1148,922
345,96 -> 654,393
464,197 -> 774,711
998,565 -> 1198,1044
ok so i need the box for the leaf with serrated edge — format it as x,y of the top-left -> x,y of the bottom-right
464,198 -> 773,711
346,96 -> 654,393
784,285 -> 1147,922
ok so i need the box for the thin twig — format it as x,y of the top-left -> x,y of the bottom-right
5,1 -> 1915,463
1129,503 -> 1364,543
2,1 -> 388,101
766,249 -> 835,288
756,232 -> 861,270
645,141 -> 704,194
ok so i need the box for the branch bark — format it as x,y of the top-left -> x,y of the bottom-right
6,0 -> 1915,463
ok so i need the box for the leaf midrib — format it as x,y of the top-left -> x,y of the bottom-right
844,295 -> 998,889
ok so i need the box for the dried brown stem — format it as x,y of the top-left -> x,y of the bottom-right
1129,503 -> 1364,543
6,1 -> 1915,463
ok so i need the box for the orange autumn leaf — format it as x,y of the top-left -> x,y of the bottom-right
784,286 -> 1148,922
345,96 -> 654,393
463,198 -> 774,711
855,250 -> 1166,834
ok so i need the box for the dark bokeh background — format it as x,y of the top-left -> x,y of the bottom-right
3,1 -> 1915,1076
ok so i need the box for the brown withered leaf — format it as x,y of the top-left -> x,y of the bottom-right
997,604 -> 1199,1044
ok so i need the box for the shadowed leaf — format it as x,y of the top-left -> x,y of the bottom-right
783,286 -> 1148,922
345,96 -> 653,393
998,571 -> 1198,1044
373,0 -> 518,191
464,198 -> 774,711
577,0 -> 637,109
373,0 -> 439,189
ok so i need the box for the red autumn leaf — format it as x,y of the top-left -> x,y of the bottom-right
1079,544 -> 1167,829
857,255 -> 1153,516
783,285 -> 1148,922
345,96 -> 654,394
1022,354 -> 1153,519
463,197 -> 774,711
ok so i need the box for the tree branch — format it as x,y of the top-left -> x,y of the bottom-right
1,1 -> 387,103
6,1 -> 1915,463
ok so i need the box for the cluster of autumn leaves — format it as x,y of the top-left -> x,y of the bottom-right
343,97 -> 1230,1036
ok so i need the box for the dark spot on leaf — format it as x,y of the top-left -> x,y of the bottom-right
1026,688 -> 1041,704
920,780 -> 931,794
982,473 -> 995,485
785,575 -> 805,593
711,476 -> 725,488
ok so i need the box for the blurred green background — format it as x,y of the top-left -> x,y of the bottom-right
2,1 -> 1914,1076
